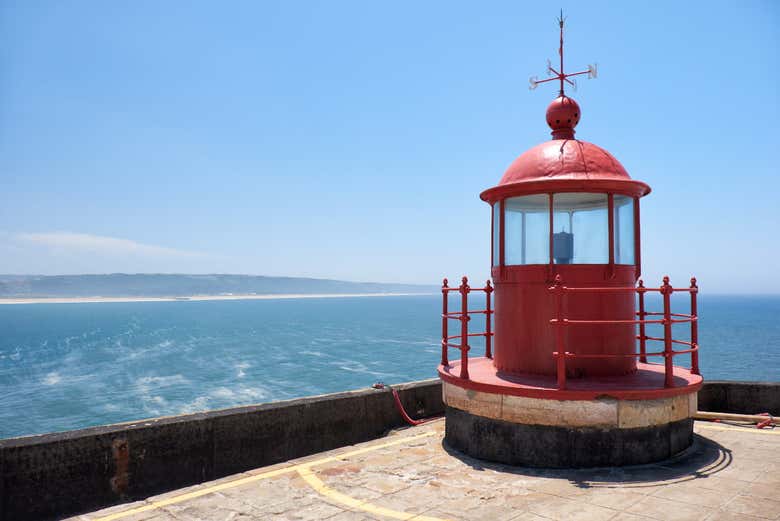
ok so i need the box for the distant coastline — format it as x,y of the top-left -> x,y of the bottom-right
0,274 -> 437,301
0,292 -> 436,305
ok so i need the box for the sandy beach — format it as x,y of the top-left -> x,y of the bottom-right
0,292 -> 436,305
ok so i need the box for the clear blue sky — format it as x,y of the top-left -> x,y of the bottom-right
1,1 -> 777,293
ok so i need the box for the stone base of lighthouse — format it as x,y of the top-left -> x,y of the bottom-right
439,359 -> 702,468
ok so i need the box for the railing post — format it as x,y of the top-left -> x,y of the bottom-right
459,276 -> 470,380
441,278 -> 449,366
553,274 -> 566,390
637,279 -> 647,363
662,276 -> 674,388
485,280 -> 493,359
690,277 -> 700,375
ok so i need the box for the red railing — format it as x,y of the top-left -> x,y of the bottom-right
441,277 -> 494,380
550,275 -> 700,390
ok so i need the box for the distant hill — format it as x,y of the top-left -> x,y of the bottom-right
0,274 -> 436,298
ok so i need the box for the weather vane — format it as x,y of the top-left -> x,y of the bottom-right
529,10 -> 598,95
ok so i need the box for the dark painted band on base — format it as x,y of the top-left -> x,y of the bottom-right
444,405 -> 693,468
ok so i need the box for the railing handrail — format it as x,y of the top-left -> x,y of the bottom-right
441,277 -> 494,379
550,274 -> 700,390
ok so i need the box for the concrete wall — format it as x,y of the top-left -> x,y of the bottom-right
0,379 -> 444,521
697,380 -> 780,416
1,378 -> 777,521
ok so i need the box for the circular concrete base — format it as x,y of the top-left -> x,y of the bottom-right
445,406 -> 694,468
441,380 -> 698,468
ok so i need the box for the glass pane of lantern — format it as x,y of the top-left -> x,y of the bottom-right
492,203 -> 500,266
504,194 -> 549,265
552,193 -> 609,264
614,195 -> 635,264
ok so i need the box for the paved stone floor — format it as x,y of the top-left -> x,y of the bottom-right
69,420 -> 780,521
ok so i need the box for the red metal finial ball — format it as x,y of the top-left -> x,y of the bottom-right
442,278 -> 448,288
638,279 -> 645,288
546,96 -> 580,140
462,276 -> 468,285
690,277 -> 698,288
663,276 -> 670,285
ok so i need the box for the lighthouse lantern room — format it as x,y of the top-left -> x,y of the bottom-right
438,15 -> 702,468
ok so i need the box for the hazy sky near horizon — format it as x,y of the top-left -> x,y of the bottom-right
1,1 -> 778,293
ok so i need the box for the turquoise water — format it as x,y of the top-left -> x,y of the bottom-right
1,294 -> 778,439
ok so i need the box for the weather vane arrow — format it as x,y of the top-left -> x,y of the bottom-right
529,10 -> 598,95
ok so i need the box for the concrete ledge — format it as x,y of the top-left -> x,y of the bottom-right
0,379 -> 443,521
697,380 -> 780,416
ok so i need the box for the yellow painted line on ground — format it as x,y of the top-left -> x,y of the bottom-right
94,431 -> 438,521
696,424 -> 780,435
297,467 -> 449,521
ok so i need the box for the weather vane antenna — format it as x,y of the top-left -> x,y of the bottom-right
529,10 -> 598,95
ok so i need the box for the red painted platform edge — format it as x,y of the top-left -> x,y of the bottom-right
438,360 -> 702,401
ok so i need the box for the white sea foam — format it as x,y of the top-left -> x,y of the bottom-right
136,374 -> 189,388
210,386 -> 269,402
235,362 -> 250,378
180,396 -> 210,413
42,372 -> 61,385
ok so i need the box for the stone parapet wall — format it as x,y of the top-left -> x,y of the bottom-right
697,380 -> 779,416
0,380 -> 443,521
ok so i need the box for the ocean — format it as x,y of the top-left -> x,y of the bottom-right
1,294 -> 778,439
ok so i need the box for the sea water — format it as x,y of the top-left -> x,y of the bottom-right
0,294 -> 778,438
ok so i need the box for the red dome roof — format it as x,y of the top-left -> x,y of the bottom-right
480,138 -> 650,202
500,139 -> 630,184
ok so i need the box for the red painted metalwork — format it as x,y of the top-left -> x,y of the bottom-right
553,275 -> 566,389
661,277 -> 675,387
607,194 -> 615,278
499,199 -> 505,268
547,193 -> 554,281
634,197 -> 642,279
491,263 -> 637,376
638,280 -> 647,363
438,358 -> 702,401
544,275 -> 700,390
529,13 -> 594,94
459,277 -> 470,380
490,203 -> 494,268
439,15 -> 701,404
441,278 -> 449,366
690,277 -> 700,375
440,278 -> 495,381
485,280 -> 493,359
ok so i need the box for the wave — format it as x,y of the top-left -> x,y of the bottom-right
42,372 -> 62,385
136,374 -> 190,388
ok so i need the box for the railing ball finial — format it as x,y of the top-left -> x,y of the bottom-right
442,278 -> 448,288
690,276 -> 698,289
485,279 -> 493,292
638,279 -> 644,288
661,275 -> 672,295
461,276 -> 468,285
